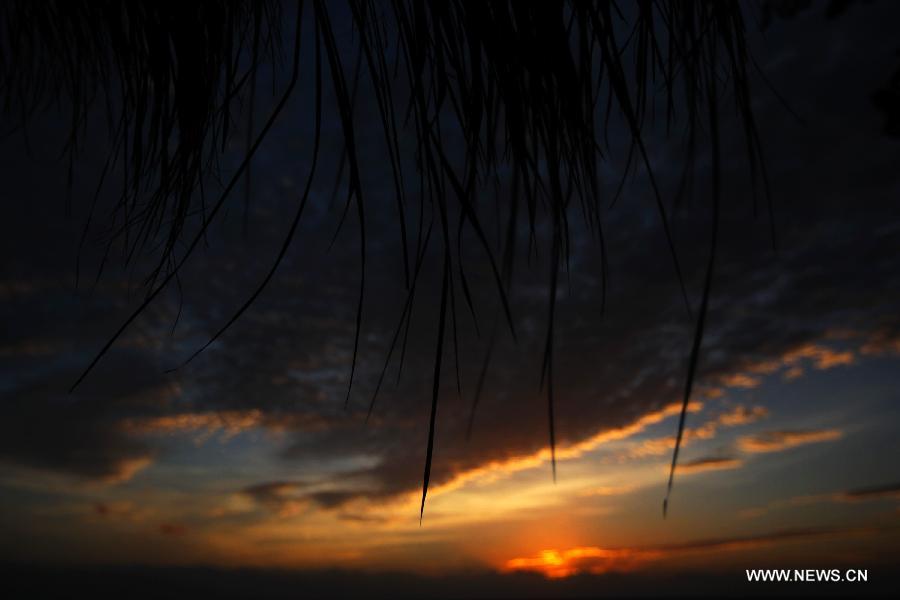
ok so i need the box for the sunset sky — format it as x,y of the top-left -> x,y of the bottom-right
1,2 -> 899,596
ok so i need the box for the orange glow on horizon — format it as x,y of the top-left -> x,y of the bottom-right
503,546 -> 658,578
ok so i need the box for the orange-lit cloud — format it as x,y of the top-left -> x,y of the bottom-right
121,410 -> 264,440
783,366 -> 804,380
620,436 -> 675,459
719,373 -> 761,389
236,402 -> 709,518
99,456 -> 154,484
615,405 -> 767,461
782,344 -> 854,370
860,328 -> 900,357
686,404 -> 769,440
718,405 -> 769,427
425,401 -> 704,498
746,359 -> 782,375
577,484 -> 638,497
120,409 -> 342,443
714,340 -> 860,393
737,429 -> 842,453
677,456 -> 743,474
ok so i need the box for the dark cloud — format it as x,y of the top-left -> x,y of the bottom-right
653,527 -> 863,554
0,352 -> 171,482
239,479 -> 391,514
841,482 -> 900,501
1,0 -> 899,515
158,523 -> 188,537
741,480 -> 900,518
239,481 -> 309,515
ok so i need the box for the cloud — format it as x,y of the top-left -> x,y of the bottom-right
239,481 -> 311,517
425,402 -> 705,498
2,172 -> 894,517
783,366 -> 804,380
249,401 -> 706,513
91,501 -> 157,523
684,404 -> 769,440
718,373 -> 761,389
781,344 -> 855,370
577,484 -> 637,497
503,527 -> 868,578
657,527 -> 869,554
178,166 -> 898,517
614,405 -> 767,461
120,409 -> 344,443
159,523 -> 188,536
0,405 -> 155,483
709,341 -> 860,394
717,405 -> 769,427
841,482 -> 900,501
737,429 -> 843,453
242,404 -> 756,516
99,457 -> 154,484
860,326 -> 900,357
121,410 -> 265,440
741,481 -> 900,518
0,352 -> 168,483
677,457 -> 743,474
237,480 -> 373,517
618,437 -> 676,460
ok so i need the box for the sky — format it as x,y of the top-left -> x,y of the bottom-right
1,2 -> 900,597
